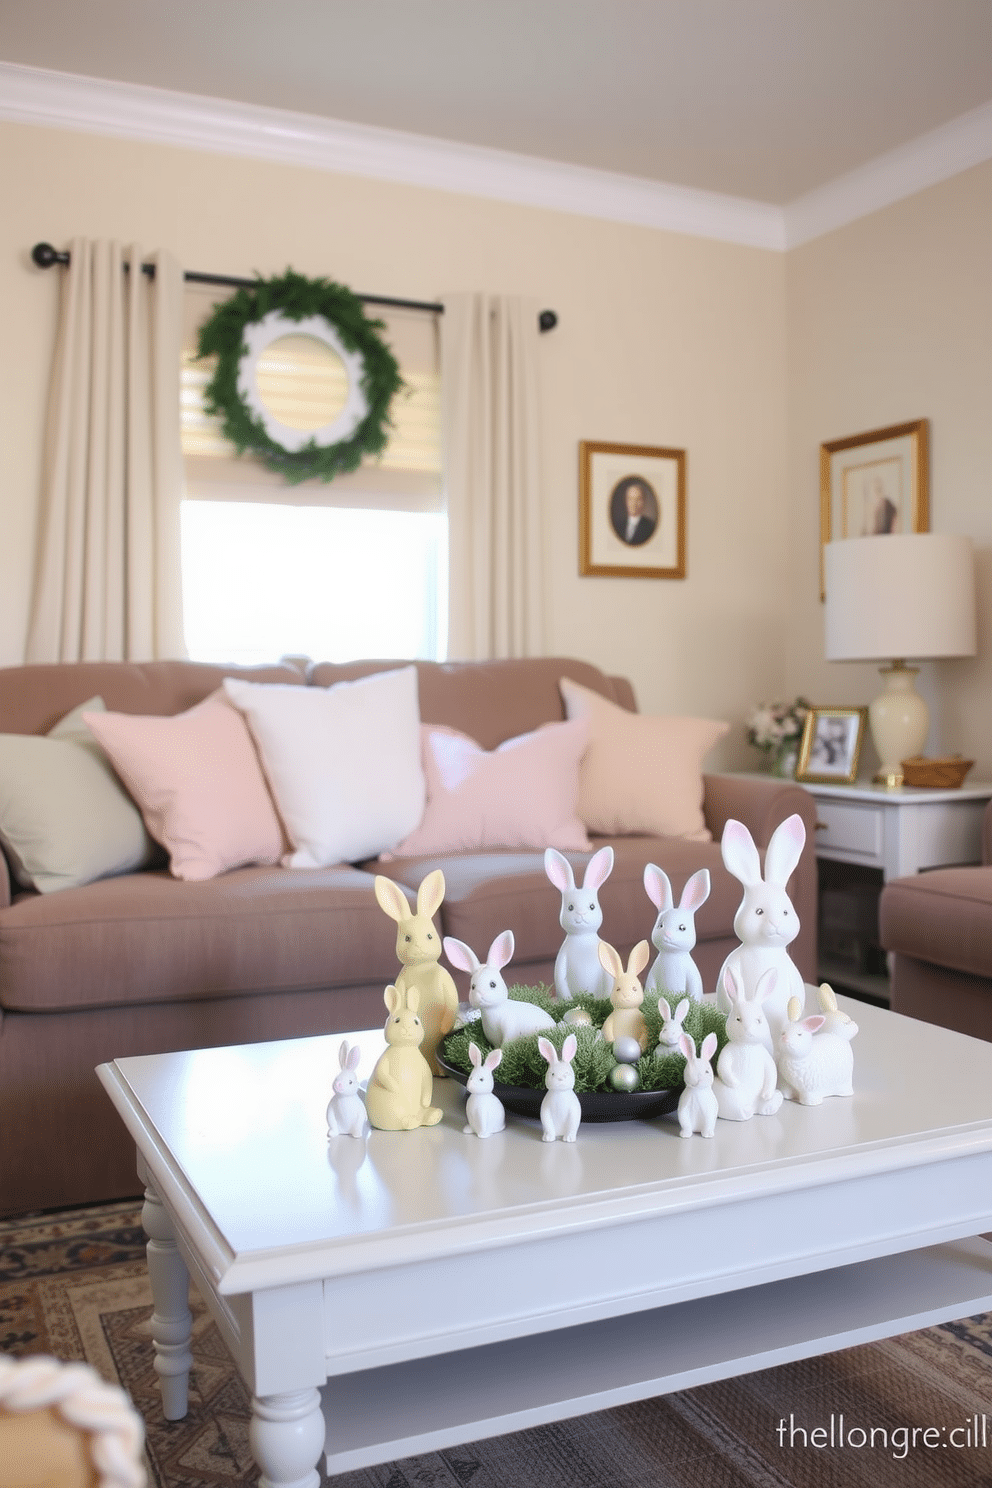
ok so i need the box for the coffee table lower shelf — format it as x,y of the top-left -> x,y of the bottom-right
320,1236 -> 992,1474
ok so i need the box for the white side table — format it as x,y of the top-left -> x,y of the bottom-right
798,779 -> 992,881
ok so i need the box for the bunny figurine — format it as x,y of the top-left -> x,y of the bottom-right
816,983 -> 860,1044
544,846 -> 615,1000
713,967 -> 783,1121
444,930 -> 556,1045
599,939 -> 651,1051
325,1039 -> 367,1138
365,985 -> 444,1131
463,1042 -> 506,1138
643,865 -> 710,1001
538,1034 -> 582,1142
375,869 -> 459,1076
716,814 -> 807,1043
677,1031 -> 719,1138
656,995 -> 691,1053
777,995 -> 855,1106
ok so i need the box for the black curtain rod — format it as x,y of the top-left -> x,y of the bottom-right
30,242 -> 558,332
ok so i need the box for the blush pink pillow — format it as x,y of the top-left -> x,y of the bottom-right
83,692 -> 284,881
383,718 -> 591,858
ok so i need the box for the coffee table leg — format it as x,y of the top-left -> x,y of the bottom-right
141,1184 -> 193,1421
250,1389 -> 325,1488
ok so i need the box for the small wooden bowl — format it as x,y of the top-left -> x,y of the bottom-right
900,755 -> 974,789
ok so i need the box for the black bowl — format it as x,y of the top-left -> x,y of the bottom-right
436,1045 -> 681,1123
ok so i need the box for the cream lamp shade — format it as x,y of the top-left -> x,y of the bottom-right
824,533 -> 977,786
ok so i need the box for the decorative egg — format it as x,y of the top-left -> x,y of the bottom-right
612,1035 -> 643,1065
608,1063 -> 641,1093
563,1007 -> 593,1026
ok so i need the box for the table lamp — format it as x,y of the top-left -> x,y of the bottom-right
823,532 -> 977,787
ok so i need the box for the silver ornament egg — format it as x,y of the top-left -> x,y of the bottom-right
563,1007 -> 593,1026
609,1063 -> 641,1092
612,1035 -> 642,1065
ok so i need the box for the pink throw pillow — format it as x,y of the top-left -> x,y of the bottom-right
83,692 -> 284,881
383,718 -> 591,858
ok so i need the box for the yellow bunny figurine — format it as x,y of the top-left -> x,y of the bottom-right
374,869 -> 458,1075
366,985 -> 444,1130
599,939 -> 651,1052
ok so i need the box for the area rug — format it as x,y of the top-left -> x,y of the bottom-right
3,1200 -> 992,1488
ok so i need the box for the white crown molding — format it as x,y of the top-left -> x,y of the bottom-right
784,99 -> 992,248
3,60 -> 991,252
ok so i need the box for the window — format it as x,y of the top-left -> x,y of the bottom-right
180,286 -> 445,665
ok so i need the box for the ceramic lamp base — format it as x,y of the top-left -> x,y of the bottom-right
869,661 -> 929,788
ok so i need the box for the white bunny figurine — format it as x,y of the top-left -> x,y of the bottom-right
643,865 -> 710,1001
326,1039 -> 367,1138
544,846 -> 615,1000
443,930 -> 556,1046
375,869 -> 459,1076
599,939 -> 650,1051
538,1033 -> 582,1142
677,1031 -> 719,1138
656,995 -> 691,1053
777,995 -> 855,1106
713,967 -> 783,1121
463,1042 -> 506,1138
816,983 -> 860,1043
716,814 -> 807,1043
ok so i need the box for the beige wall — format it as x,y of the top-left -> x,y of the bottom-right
786,160 -> 992,778
0,121 -> 788,769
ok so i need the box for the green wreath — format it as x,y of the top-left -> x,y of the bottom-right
196,269 -> 404,486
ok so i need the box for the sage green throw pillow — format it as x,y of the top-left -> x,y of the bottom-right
0,697 -> 161,894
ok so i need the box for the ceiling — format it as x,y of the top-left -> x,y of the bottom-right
2,0 -> 992,205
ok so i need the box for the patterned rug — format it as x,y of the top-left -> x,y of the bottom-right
3,1200 -> 992,1488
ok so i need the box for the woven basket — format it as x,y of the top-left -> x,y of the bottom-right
900,755 -> 974,788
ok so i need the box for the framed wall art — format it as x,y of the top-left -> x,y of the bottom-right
795,705 -> 868,785
819,419 -> 929,598
579,440 -> 686,579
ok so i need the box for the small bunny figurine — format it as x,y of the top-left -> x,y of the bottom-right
444,930 -> 556,1046
677,1031 -> 719,1138
657,995 -> 691,1053
463,1042 -> 506,1138
375,869 -> 459,1076
777,995 -> 855,1106
816,983 -> 860,1043
713,966 -> 783,1121
599,939 -> 650,1051
365,985 -> 444,1131
538,1033 -> 582,1142
326,1039 -> 367,1138
544,846 -> 615,1000
716,814 -> 807,1043
643,865 -> 710,1001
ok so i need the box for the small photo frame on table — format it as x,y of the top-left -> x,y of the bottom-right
796,706 -> 868,785
819,419 -> 929,599
580,440 -> 686,578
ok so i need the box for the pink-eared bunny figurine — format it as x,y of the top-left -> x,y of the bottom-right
326,1039 -> 367,1138
444,930 -> 555,1045
366,985 -> 444,1131
677,1031 -> 719,1138
643,865 -> 710,1001
538,1034 -> 581,1142
375,869 -> 458,1076
599,939 -> 650,1051
463,1042 -> 506,1137
544,846 -> 615,1000
716,815 -> 806,1042
713,966 -> 783,1121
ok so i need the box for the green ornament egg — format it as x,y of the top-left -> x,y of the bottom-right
563,1007 -> 593,1026
608,1063 -> 641,1093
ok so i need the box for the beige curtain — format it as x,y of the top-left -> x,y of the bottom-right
441,294 -> 545,659
26,239 -> 186,662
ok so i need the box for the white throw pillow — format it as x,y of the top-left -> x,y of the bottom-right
224,666 -> 425,867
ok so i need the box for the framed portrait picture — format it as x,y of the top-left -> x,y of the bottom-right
819,419 -> 928,598
795,706 -> 868,785
579,440 -> 686,579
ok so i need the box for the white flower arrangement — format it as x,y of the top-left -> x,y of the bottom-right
746,697 -> 810,754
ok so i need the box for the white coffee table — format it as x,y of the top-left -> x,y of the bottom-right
97,998 -> 992,1487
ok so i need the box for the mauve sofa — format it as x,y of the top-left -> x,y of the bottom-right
0,655 -> 817,1215
880,800 -> 992,1041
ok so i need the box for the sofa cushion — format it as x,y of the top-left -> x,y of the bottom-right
0,864 -> 399,1014
880,867 -> 992,981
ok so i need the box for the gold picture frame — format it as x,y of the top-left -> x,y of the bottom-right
795,706 -> 868,785
579,440 -> 686,579
819,419 -> 929,598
